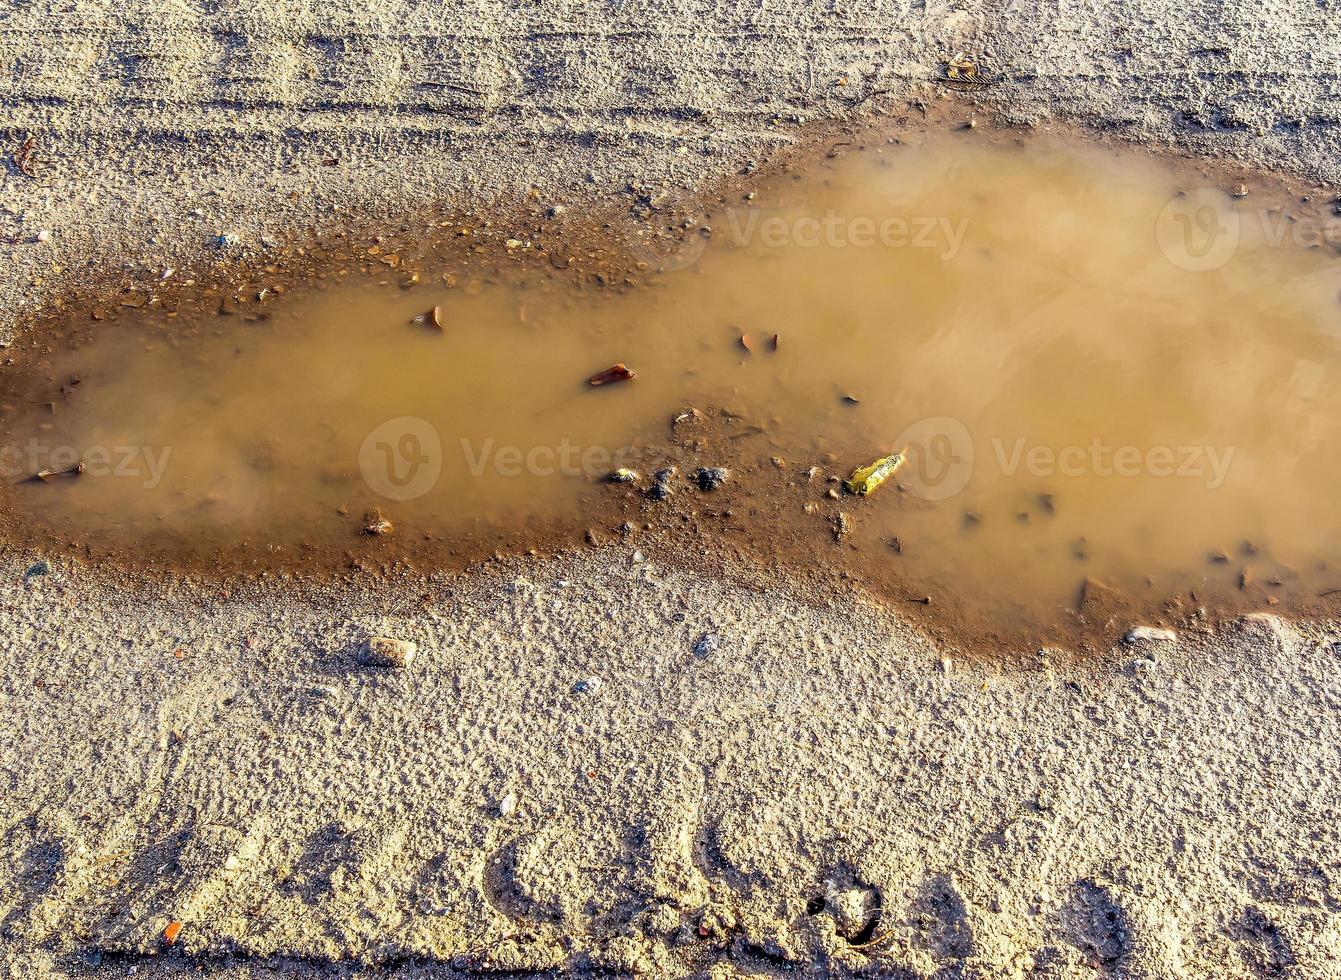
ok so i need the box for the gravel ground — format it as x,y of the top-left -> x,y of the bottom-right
3,2 -> 1341,977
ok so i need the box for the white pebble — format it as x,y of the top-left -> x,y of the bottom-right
356,635 -> 417,668
1123,626 -> 1176,645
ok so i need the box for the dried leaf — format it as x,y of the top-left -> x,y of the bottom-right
939,52 -> 999,88
12,135 -> 39,179
36,461 -> 84,481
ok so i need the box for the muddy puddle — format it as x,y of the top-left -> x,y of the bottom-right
5,126 -> 1341,651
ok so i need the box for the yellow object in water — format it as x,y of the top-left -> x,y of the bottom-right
845,451 -> 906,496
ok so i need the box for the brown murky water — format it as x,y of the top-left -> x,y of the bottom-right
5,131 -> 1341,646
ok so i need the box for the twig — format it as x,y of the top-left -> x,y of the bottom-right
12,134 -> 40,179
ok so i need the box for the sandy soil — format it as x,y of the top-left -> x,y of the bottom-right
6,554 -> 1341,979
3,2 -> 1341,978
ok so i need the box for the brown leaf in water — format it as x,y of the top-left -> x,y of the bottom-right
589,363 -> 636,386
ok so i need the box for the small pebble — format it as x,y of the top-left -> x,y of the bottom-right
695,467 -> 730,491
575,676 -> 603,694
693,633 -> 720,658
648,467 -> 677,500
1122,625 -> 1176,645
363,509 -> 393,535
